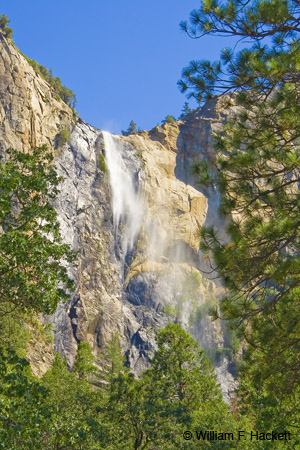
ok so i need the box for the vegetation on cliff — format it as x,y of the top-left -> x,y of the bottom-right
24,58 -> 77,108
0,2 -> 300,447
0,15 -> 12,40
0,14 -> 76,109
181,0 -> 300,434
121,120 -> 137,136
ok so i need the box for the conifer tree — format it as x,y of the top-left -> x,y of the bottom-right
104,324 -> 240,449
179,0 -> 300,428
121,120 -> 137,136
73,341 -> 97,379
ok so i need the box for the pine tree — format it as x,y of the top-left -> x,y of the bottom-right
73,341 -> 97,379
104,324 -> 240,449
161,114 -> 176,124
179,0 -> 300,430
121,120 -> 137,136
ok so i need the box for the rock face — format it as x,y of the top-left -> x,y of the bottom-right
0,33 -> 73,152
0,33 -> 235,399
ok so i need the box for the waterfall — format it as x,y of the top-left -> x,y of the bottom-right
102,131 -> 144,254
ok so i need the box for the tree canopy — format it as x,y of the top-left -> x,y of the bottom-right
180,0 -> 300,432
0,146 -> 75,315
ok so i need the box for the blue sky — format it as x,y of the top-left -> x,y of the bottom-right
2,1 -> 235,134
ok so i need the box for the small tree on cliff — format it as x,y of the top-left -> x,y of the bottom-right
161,114 -> 176,124
0,15 -> 13,40
121,120 -> 137,136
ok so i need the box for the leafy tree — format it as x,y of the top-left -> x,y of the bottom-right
0,146 -> 75,314
0,348 -> 51,450
121,120 -> 137,136
180,0 -> 300,431
0,311 -> 30,357
0,15 -> 13,40
42,353 -> 103,449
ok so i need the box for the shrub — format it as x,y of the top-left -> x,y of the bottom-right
98,153 -> 107,173
55,129 -> 70,148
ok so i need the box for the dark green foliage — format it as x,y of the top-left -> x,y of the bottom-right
42,354 -> 103,449
0,15 -> 13,40
25,58 -> 76,108
73,341 -> 97,379
0,311 -> 30,357
104,324 -> 240,449
55,129 -> 71,148
181,0 -> 300,431
121,120 -> 137,136
0,348 -> 51,450
161,114 -> 176,124
0,146 -> 75,314
179,0 -> 300,103
179,101 -> 197,118
100,333 -> 126,381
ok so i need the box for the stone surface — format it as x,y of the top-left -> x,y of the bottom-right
0,33 -> 73,153
0,33 -> 236,400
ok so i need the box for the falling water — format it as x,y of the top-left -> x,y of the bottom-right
102,131 -> 144,254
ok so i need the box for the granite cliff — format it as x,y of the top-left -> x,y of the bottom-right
0,33 -> 235,399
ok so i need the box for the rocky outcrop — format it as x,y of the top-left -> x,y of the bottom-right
0,33 -> 73,153
0,33 -> 236,399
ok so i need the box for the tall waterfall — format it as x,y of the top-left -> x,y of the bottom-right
102,131 -> 144,254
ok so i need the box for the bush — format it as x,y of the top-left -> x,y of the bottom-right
55,129 -> 70,148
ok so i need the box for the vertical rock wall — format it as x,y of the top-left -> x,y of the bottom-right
0,33 -> 235,399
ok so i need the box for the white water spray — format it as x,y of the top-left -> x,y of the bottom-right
102,131 -> 144,254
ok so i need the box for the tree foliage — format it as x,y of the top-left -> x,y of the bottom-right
73,341 -> 97,380
55,129 -> 71,149
0,15 -> 13,40
0,348 -> 51,450
24,58 -> 76,108
121,120 -> 137,136
103,324 -> 243,449
0,146 -> 75,314
180,0 -> 300,430
161,114 -> 176,124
